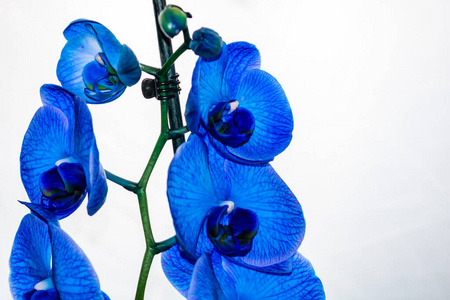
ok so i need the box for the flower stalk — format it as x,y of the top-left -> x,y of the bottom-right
152,0 -> 186,152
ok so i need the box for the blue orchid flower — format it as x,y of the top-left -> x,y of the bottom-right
57,19 -> 141,104
167,134 -> 304,270
185,41 -> 293,164
9,211 -> 109,299
162,244 -> 325,299
20,84 -> 107,218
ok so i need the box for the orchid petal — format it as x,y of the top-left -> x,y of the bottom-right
57,34 -> 102,101
222,252 -> 325,299
71,96 -> 107,215
116,44 -> 141,86
86,146 -> 107,216
185,87 -> 201,135
226,69 -> 293,162
222,42 -> 261,99
161,244 -> 194,298
85,22 -> 141,86
191,42 -> 229,125
49,224 -> 104,299
40,85 -> 75,137
19,201 -> 60,227
167,135 -> 217,257
9,214 -> 51,299
208,151 -> 305,267
62,19 -> 102,40
223,255 -> 293,275
187,254 -> 227,300
20,107 -> 70,204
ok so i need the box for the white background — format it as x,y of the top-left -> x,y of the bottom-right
1,0 -> 450,299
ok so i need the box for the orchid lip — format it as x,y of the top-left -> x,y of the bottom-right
206,100 -> 255,148
206,205 -> 259,257
39,162 -> 87,219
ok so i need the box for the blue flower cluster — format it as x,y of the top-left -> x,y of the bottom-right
162,41 -> 325,298
10,13 -> 324,299
10,20 -> 140,299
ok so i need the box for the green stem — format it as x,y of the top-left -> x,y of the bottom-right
168,126 -> 189,139
105,170 -> 139,192
152,0 -> 185,152
134,100 -> 169,300
136,189 -> 155,247
138,101 -> 169,188
140,63 -> 161,77
135,249 -> 154,300
152,235 -> 177,254
158,42 -> 190,77
133,1 -> 189,299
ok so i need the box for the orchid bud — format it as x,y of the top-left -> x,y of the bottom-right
158,5 -> 190,38
190,27 -> 223,58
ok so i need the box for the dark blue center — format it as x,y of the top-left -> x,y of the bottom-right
24,288 -> 60,300
39,162 -> 87,219
82,52 -> 126,103
206,205 -> 259,257
206,100 -> 255,148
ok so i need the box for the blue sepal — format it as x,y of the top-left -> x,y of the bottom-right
167,135 -> 217,257
19,201 -> 60,227
20,106 -> 70,205
223,255 -> 293,275
49,224 -> 105,299
72,94 -> 108,215
161,244 -> 195,298
187,254 -> 228,300
85,21 -> 141,86
222,252 -> 325,299
9,214 -> 51,299
40,84 -> 75,137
